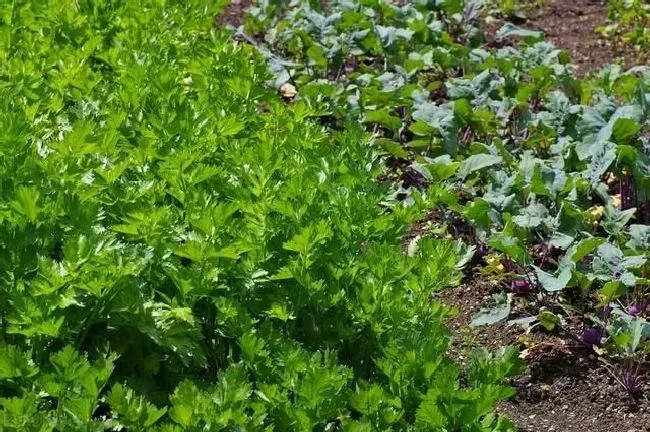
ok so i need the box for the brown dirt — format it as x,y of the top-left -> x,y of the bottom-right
440,273 -> 650,432
215,0 -> 252,28
499,351 -> 650,432
504,0 -> 649,75
442,276 -> 522,353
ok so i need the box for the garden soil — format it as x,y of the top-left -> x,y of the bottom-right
442,276 -> 650,432
509,0 -> 649,75
215,0 -> 252,28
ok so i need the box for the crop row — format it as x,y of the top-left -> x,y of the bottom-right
0,1 -> 524,430
242,0 -> 650,395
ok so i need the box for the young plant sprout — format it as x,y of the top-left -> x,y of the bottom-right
614,359 -> 645,397
627,303 -> 647,317
510,279 -> 534,294
582,327 -> 605,346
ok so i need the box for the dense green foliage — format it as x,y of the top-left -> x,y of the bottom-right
243,0 -> 650,360
0,0 -> 524,430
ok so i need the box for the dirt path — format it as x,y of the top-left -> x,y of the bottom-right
517,0 -> 649,75
215,0 -> 252,28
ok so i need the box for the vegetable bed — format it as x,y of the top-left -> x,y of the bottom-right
235,0 -> 650,430
0,0 -> 649,431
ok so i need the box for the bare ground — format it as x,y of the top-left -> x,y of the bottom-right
215,0 -> 252,28
502,0 -> 649,74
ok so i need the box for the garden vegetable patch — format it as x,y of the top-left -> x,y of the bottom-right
1,0 -> 649,430
242,0 -> 650,347
239,0 -> 650,425
0,0 -> 525,430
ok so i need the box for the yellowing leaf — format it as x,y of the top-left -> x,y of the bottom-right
587,205 -> 604,220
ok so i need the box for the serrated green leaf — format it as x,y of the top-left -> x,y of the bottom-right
375,138 -> 409,159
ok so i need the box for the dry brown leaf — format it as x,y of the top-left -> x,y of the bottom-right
279,82 -> 297,99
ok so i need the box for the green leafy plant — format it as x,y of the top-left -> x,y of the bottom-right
0,0 -> 524,430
